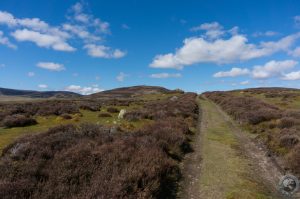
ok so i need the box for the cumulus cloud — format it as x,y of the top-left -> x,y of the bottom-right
281,71 -> 300,80
0,11 -> 17,26
213,68 -> 250,78
38,84 -> 48,88
0,30 -> 17,49
150,73 -> 182,78
37,62 -> 65,71
28,72 -> 35,77
252,60 -> 297,79
0,3 -> 124,57
11,29 -> 75,51
116,72 -> 129,82
150,21 -> 300,69
191,22 -> 225,39
65,84 -> 103,95
84,44 -> 126,58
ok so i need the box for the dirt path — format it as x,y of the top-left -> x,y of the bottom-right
179,97 -> 285,199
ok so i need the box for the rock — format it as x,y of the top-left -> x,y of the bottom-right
118,109 -> 126,119
170,96 -> 178,101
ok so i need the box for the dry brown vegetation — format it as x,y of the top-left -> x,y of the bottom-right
204,90 -> 300,176
3,114 -> 37,128
0,92 -> 198,199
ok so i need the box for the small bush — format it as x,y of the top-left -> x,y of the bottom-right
286,144 -> 300,174
278,117 -> 298,129
61,114 -> 72,120
106,107 -> 119,113
3,114 -> 37,128
78,101 -> 101,112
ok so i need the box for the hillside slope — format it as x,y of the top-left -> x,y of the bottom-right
0,87 -> 81,99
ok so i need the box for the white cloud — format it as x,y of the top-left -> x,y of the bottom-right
0,11 -> 17,26
37,62 -> 65,71
191,22 -> 225,40
289,47 -> 300,57
252,31 -> 278,37
116,72 -> 128,82
0,5 -> 123,56
252,60 -> 297,79
38,84 -> 48,88
69,2 -> 110,34
213,68 -> 250,78
150,22 -> 300,69
62,24 -> 101,42
28,72 -> 35,77
150,73 -> 182,78
64,84 -> 104,95
84,44 -> 126,58
11,29 -> 75,51
240,80 -> 250,85
0,30 -> 17,49
281,71 -> 300,80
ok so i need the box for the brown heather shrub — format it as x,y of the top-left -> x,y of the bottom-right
0,124 -> 182,199
2,114 -> 37,128
278,117 -> 298,129
279,134 -> 299,148
286,144 -> 300,175
61,114 -> 72,120
125,93 -> 198,122
204,92 -> 281,125
78,101 -> 101,112
98,113 -> 112,117
106,107 -> 120,113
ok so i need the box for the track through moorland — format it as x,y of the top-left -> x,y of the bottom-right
179,96 -> 286,199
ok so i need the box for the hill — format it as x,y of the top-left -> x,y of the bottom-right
89,85 -> 182,98
0,87 -> 81,99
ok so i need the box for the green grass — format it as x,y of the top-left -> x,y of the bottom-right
0,104 -> 152,153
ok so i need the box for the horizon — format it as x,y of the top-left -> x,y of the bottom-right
1,0 -> 300,94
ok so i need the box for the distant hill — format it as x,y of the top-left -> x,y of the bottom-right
0,87 -> 81,99
90,85 -> 181,98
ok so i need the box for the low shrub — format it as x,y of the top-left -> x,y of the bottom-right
286,144 -> 300,175
0,124 -> 181,199
106,107 -> 120,113
2,114 -> 37,128
61,114 -> 72,120
278,117 -> 298,129
78,101 -> 101,112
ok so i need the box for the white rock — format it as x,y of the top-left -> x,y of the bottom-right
118,109 -> 126,119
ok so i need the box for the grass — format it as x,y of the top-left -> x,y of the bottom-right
198,98 -> 274,199
0,104 -> 152,153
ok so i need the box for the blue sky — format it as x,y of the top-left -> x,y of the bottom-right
1,0 -> 300,94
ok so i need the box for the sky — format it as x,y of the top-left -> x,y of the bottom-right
1,0 -> 300,94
